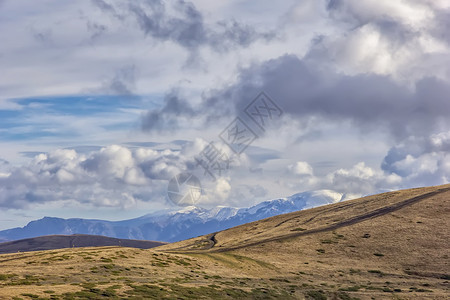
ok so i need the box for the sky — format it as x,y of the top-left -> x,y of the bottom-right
1,0 -> 450,229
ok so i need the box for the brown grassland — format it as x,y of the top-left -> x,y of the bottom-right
0,184 -> 449,299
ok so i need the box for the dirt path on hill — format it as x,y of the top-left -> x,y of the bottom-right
209,187 -> 450,252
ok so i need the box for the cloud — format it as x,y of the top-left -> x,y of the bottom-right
92,0 -> 274,57
86,21 -> 108,42
326,0 -> 433,29
91,0 -> 119,18
381,131 -> 450,187
0,145 -> 190,209
322,0 -> 450,81
325,162 -> 402,196
129,0 -> 206,50
288,161 -> 314,176
431,9 -> 450,45
88,65 -> 137,96
136,1 -> 450,137
0,132 -> 448,212
0,140 -> 259,210
145,0 -> 448,142
144,53 -> 450,141
141,90 -> 197,132
203,177 -> 232,204
0,159 -> 10,178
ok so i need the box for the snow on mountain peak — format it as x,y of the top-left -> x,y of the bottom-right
0,189 -> 347,243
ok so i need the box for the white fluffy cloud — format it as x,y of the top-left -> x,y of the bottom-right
325,162 -> 401,196
288,161 -> 314,176
0,133 -> 449,212
382,131 -> 450,187
0,140 -> 261,210
300,0 -> 449,84
0,145 -> 188,209
321,131 -> 450,196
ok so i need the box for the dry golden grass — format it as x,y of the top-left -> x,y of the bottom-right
1,184 -> 449,299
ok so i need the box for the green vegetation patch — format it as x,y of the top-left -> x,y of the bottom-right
0,273 -> 17,281
123,283 -> 294,299
291,227 -> 307,231
306,289 -> 327,300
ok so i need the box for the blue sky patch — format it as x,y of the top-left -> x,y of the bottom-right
0,95 -> 159,142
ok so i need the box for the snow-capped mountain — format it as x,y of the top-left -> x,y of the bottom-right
0,190 -> 343,243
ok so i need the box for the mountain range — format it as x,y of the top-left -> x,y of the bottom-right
0,189 -> 343,243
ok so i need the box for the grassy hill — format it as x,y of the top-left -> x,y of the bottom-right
0,234 -> 166,254
0,184 -> 449,299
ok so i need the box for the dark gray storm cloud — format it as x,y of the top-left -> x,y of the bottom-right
91,0 -> 121,19
141,90 -> 196,132
431,9 -> 450,45
129,0 -> 207,50
237,57 -> 450,140
92,0 -> 274,53
142,53 -> 450,141
140,0 -> 450,140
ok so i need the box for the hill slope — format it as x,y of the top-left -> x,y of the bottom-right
0,184 -> 448,299
0,234 -> 166,254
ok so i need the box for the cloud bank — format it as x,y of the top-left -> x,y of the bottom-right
0,145 -> 185,209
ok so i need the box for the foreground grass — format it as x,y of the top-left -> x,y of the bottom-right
0,246 -> 369,300
0,245 -> 445,300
